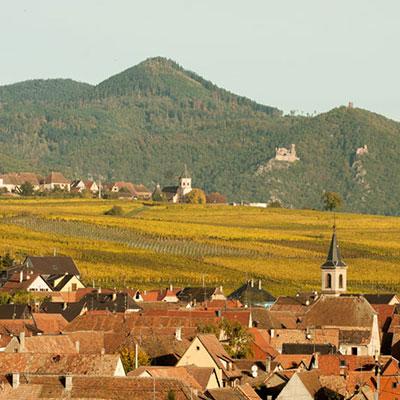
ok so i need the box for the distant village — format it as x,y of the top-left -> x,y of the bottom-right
0,166 -> 224,205
0,227 -> 398,399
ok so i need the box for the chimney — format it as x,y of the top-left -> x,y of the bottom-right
75,340 -> 80,353
258,280 -> 262,290
251,279 -> 254,288
19,332 -> 25,352
112,292 -> 117,301
266,356 -> 271,373
219,285 -> 223,293
62,302 -> 68,311
169,283 -> 173,291
175,327 -> 182,341
270,329 -> 275,338
98,287 -> 102,294
19,270 -> 23,283
64,375 -> 72,391
11,372 -> 19,388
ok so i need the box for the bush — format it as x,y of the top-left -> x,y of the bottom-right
104,206 -> 124,216
184,189 -> 206,204
206,192 -> 227,204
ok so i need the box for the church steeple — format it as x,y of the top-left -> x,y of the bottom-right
321,225 -> 347,295
322,225 -> 346,268
178,164 -> 192,198
180,164 -> 191,179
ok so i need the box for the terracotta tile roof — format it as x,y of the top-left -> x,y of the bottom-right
132,184 -> 151,194
237,383 -> 262,399
121,331 -> 191,360
339,329 -> 371,345
300,295 -> 376,329
184,365 -> 215,391
32,313 -> 68,334
388,314 -> 400,333
250,308 -> 285,329
206,299 -> 243,309
296,370 -> 322,396
371,304 -> 395,332
143,309 -> 251,327
248,328 -> 278,359
129,366 -> 203,391
64,331 -> 106,353
0,319 -> 34,347
271,293 -> 317,314
0,353 -> 122,376
197,334 -> 233,370
14,334 -> 78,354
112,181 -> 137,195
273,354 -> 313,370
141,289 -> 163,302
0,272 -> 51,293
0,172 -> 40,186
317,354 -> 382,375
318,375 -> 347,397
23,256 -> 80,276
270,328 -> 340,350
84,180 -> 96,190
206,384 -> 262,400
0,376 -> 200,399
266,310 -> 298,329
44,171 -> 70,184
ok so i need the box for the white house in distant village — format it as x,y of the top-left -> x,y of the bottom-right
43,172 -> 71,191
71,180 -> 99,193
0,173 -> 41,193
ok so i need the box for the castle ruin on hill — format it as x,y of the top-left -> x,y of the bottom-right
275,144 -> 300,162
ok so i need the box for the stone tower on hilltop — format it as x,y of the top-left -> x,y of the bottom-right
177,164 -> 192,198
321,225 -> 347,295
274,144 -> 299,162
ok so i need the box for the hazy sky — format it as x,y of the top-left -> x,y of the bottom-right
1,1 -> 399,120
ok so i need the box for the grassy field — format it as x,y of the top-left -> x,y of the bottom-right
0,198 -> 399,295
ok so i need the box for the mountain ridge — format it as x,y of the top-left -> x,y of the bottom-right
0,57 -> 399,215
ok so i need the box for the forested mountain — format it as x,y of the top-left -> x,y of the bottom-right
0,57 -> 399,215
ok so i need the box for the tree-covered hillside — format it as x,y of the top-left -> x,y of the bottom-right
0,57 -> 399,215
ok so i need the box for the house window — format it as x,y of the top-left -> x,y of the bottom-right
326,273 -> 332,289
196,346 -> 200,351
351,347 -> 358,355
392,382 -> 397,389
339,274 -> 344,289
72,283 -> 77,291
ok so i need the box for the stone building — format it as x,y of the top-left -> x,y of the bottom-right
321,226 -> 347,296
275,144 -> 299,162
162,165 -> 193,203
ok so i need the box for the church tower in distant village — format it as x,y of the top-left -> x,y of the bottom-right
321,225 -> 347,295
178,164 -> 192,198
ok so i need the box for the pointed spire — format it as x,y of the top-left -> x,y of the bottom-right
322,225 -> 346,268
180,164 -> 190,179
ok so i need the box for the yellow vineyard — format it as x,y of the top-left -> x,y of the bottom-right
0,198 -> 399,295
